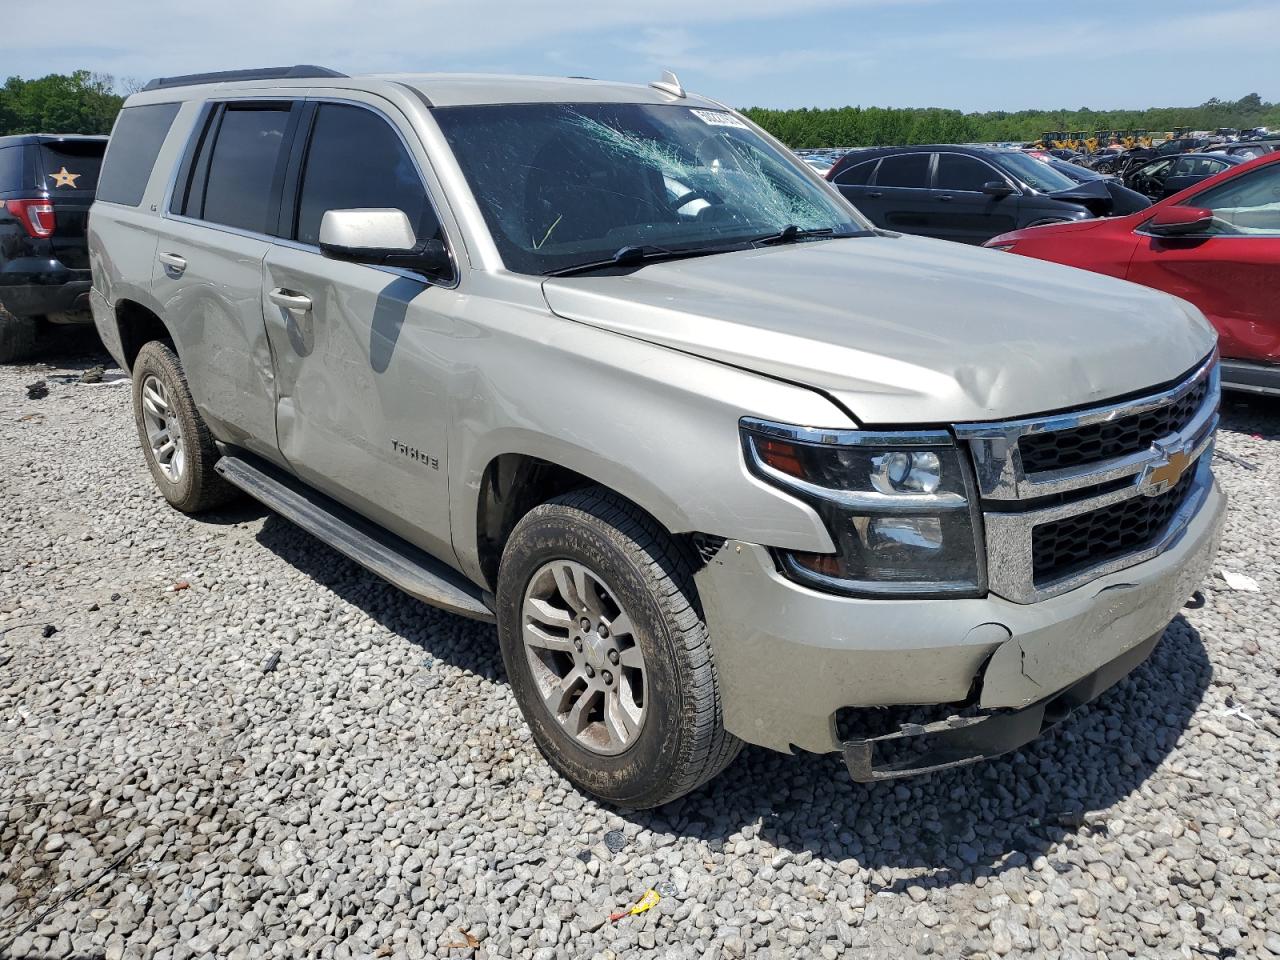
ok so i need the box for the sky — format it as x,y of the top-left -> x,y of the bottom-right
2,0 -> 1277,112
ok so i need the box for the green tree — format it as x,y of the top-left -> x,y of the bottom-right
0,71 -> 123,135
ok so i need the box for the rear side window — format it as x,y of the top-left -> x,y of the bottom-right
0,147 -> 22,192
98,103 -> 180,206
294,103 -> 434,245
936,154 -> 996,192
200,105 -> 291,233
874,153 -> 930,188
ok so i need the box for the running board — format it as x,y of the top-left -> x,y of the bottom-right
215,455 -> 495,623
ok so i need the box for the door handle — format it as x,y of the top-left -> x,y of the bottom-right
866,190 -> 883,198
269,288 -> 313,313
937,194 -> 954,202
158,252 -> 186,275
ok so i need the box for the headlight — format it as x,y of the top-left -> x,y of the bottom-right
741,419 -> 985,598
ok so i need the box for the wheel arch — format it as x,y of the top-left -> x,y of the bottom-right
113,297 -> 178,372
471,450 -> 690,593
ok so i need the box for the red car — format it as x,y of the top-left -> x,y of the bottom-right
986,152 -> 1280,396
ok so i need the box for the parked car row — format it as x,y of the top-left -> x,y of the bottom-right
825,144 -> 1121,245
987,152 -> 1280,396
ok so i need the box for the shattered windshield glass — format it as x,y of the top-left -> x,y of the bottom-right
434,102 -> 866,275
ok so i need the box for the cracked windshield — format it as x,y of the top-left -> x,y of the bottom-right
434,102 -> 865,275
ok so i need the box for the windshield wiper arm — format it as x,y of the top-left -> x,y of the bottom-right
751,224 -> 837,246
544,243 -> 732,278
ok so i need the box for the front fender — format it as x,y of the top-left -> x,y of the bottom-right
446,306 -> 848,586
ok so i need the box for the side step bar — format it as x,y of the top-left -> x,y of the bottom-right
215,455 -> 495,623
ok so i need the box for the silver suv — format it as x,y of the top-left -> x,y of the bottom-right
89,66 -> 1225,806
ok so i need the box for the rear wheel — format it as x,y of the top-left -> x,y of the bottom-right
497,488 -> 740,807
131,340 -> 237,513
0,304 -> 38,364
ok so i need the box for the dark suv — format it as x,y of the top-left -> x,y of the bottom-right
827,145 -> 1111,245
0,134 -> 108,361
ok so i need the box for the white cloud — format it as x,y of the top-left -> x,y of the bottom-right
0,0 -> 935,82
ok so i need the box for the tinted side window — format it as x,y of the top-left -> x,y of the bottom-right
936,154 -> 996,192
0,146 -> 22,192
295,104 -> 433,245
874,153 -> 930,188
201,105 -> 291,233
97,103 -> 180,206
834,159 -> 877,186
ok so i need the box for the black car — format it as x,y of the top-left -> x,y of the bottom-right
0,134 -> 108,361
1045,159 -> 1151,216
1122,152 -> 1243,201
826,145 -> 1108,245
1207,142 -> 1277,161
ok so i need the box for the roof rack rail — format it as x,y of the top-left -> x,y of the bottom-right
141,65 -> 347,92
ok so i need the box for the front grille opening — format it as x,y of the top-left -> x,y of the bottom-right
1031,463 -> 1199,584
1018,377 -> 1209,474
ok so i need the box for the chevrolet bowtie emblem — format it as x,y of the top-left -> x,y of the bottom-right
1137,437 -> 1195,497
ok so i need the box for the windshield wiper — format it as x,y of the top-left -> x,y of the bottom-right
544,243 -> 736,278
751,224 -> 838,246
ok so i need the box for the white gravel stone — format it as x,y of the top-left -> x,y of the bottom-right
2,350 -> 1279,960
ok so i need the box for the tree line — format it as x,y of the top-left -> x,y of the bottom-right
743,94 -> 1280,148
2,71 -> 1276,150
1,71 -> 125,136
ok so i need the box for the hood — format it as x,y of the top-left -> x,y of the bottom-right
1047,178 -> 1114,216
987,216 -> 1116,246
541,234 -> 1216,425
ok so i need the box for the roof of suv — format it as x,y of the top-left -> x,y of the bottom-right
0,134 -> 109,148
126,71 -> 723,110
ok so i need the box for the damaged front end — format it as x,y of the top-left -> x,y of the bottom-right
840,630 -> 1162,781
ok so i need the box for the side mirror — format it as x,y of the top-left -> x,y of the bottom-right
319,208 -> 452,278
981,181 -> 1015,198
1145,205 -> 1215,236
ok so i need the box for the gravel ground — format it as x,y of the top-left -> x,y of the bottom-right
2,345 -> 1278,960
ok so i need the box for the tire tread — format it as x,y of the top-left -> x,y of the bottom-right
528,487 -> 741,806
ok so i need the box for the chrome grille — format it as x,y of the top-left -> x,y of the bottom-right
955,354 -> 1219,603
1031,462 -> 1199,584
1019,377 -> 1210,474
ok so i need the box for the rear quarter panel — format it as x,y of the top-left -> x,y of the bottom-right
89,100 -> 205,368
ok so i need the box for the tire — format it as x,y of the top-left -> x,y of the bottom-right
0,303 -> 38,364
131,340 -> 238,513
497,488 -> 740,807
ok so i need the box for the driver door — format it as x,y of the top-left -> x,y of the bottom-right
262,97 -> 462,562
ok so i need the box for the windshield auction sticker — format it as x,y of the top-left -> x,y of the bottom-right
690,109 -> 748,129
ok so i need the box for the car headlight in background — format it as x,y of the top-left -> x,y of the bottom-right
741,419 -> 986,598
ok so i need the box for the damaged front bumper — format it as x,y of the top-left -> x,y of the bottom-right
841,629 -> 1160,781
695,476 -> 1225,768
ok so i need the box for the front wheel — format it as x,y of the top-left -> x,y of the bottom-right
497,488 -> 740,807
